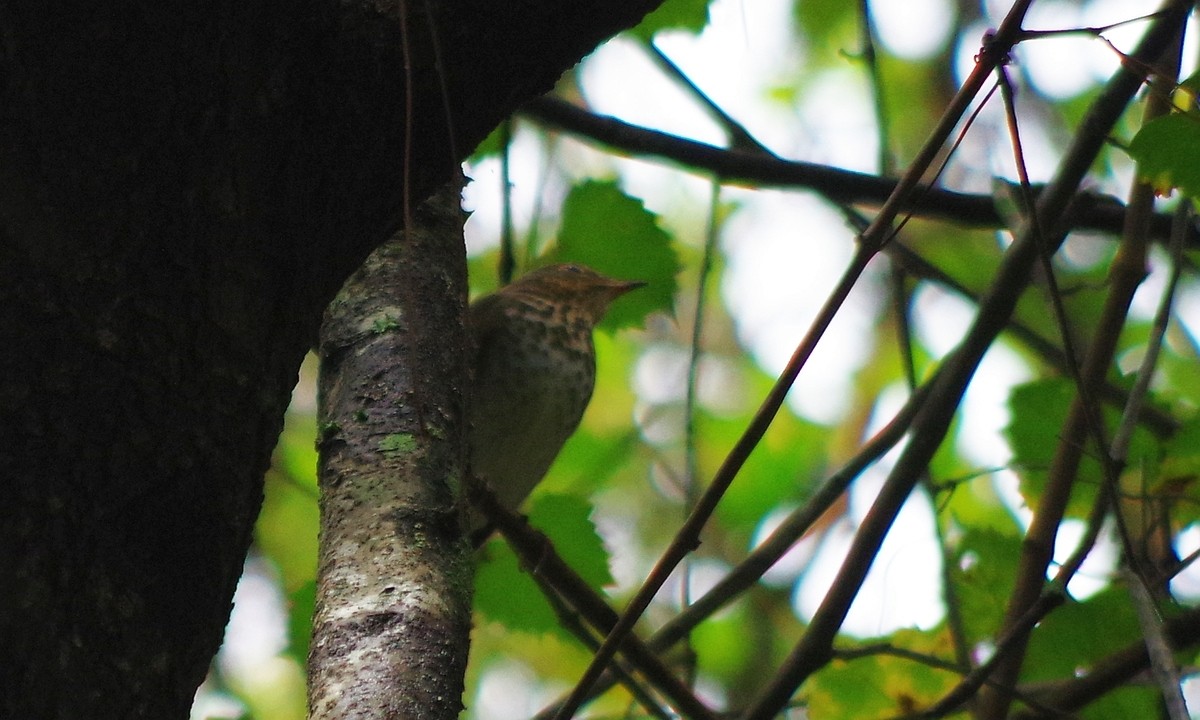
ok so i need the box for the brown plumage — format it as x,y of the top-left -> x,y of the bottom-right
467,263 -> 643,529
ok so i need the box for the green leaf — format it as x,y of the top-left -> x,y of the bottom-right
942,473 -> 1024,538
1157,415 -> 1200,525
1127,113 -> 1200,199
1023,588 -> 1138,681
1160,350 -> 1200,407
794,0 -> 857,63
285,581 -> 316,664
628,0 -> 710,40
526,494 -> 613,588
468,121 -> 508,163
805,632 -> 959,718
1005,378 -> 1100,516
690,604 -> 754,679
473,493 -> 611,636
474,541 -> 560,635
953,528 -> 1021,644
1161,415 -> 1200,480
549,180 -> 680,330
1179,69 -> 1200,97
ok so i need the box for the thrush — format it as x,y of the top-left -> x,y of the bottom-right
467,263 -> 644,536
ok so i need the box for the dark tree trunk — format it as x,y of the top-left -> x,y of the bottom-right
0,0 -> 661,716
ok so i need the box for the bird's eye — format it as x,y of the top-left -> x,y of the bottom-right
563,264 -> 583,274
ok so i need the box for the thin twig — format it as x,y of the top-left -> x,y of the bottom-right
1111,202 -> 1188,460
641,41 -> 774,156
675,180 -> 723,681
1124,568 -> 1189,720
499,119 -> 515,284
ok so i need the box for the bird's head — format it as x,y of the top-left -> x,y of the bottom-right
504,263 -> 645,325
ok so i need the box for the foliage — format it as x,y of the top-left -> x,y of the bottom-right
216,1 -> 1200,719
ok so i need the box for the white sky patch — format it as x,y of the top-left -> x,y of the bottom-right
1173,278 -> 1200,350
1052,518 -> 1119,600
660,557 -> 736,614
207,557 -> 306,720
794,463 -> 945,636
1083,0 -> 1177,79
720,191 -> 880,424
651,0 -> 807,153
753,505 -> 823,587
474,660 -> 566,720
795,69 -> 880,173
219,558 -> 289,680
463,125 -> 557,257
870,0 -> 956,60
910,283 -> 1032,467
633,344 -> 748,417
581,36 -> 726,146
912,283 -> 975,357
958,343 -> 1032,468
1017,2 -> 1098,99
1171,525 -> 1200,601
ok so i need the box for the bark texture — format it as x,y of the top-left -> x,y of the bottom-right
0,0 -> 661,716
311,181 -> 471,720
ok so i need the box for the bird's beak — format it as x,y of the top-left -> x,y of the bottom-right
610,279 -> 646,298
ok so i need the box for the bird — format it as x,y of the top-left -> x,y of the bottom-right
466,263 -> 644,539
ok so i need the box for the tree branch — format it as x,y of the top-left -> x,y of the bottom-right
521,96 -> 1193,245
311,181 -> 471,720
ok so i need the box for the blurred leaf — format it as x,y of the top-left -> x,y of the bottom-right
549,180 -> 681,330
1179,69 -> 1200,97
953,528 -> 1021,645
259,407 -> 320,591
907,227 -> 1004,299
527,494 -> 613,588
1161,415 -> 1200,479
712,399 -> 829,533
1159,350 -> 1200,407
468,122 -> 507,163
942,474 -> 1024,538
1078,686 -> 1158,720
276,410 -> 319,488
474,540 -> 561,635
806,632 -> 959,719
806,656 -> 895,719
1127,113 -> 1200,199
1023,588 -> 1138,681
285,581 -> 316,664
1006,378 -> 1100,516
690,603 -> 754,679
256,470 -> 320,590
795,0 -> 857,62
1157,415 -> 1200,525
474,493 -> 611,636
628,0 -> 710,40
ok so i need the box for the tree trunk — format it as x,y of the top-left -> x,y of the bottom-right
0,0 -> 662,716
